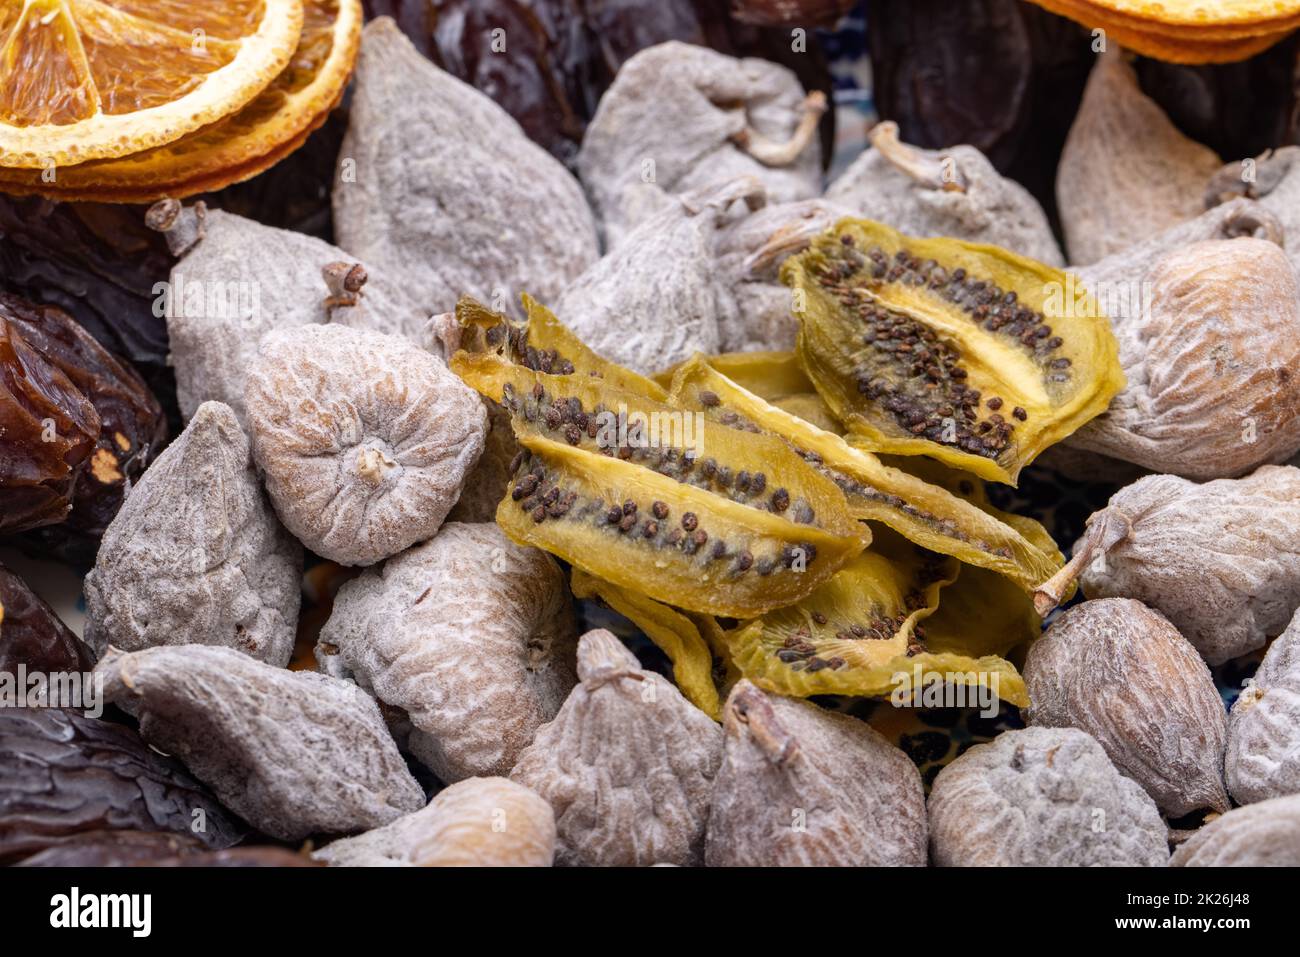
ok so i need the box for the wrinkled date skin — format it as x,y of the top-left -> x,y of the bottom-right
0,708 -> 246,864
0,562 -> 95,673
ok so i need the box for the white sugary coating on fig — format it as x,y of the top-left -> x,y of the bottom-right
166,208 -> 428,425
1056,48 -> 1221,266
509,629 -> 722,867
245,323 -> 487,566
1068,238 -> 1300,478
1070,468 -> 1300,665
94,644 -> 425,841
1024,598 -> 1228,818
578,41 -> 822,250
705,679 -> 926,866
333,18 -> 598,318
1171,794 -> 1300,866
826,123 -> 1063,265
928,727 -> 1168,866
1226,606 -> 1300,805
317,522 -> 577,782
84,401 -> 302,667
313,777 -> 556,867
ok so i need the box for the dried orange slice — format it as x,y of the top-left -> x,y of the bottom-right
0,0 -> 358,199
0,0 -> 303,169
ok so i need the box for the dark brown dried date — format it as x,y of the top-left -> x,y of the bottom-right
0,293 -> 167,563
0,708 -> 246,864
0,562 -> 94,673
14,830 -> 207,867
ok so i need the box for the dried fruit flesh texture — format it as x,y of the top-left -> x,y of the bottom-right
510,629 -> 722,866
0,293 -> 166,556
1067,238 -> 1300,478
0,311 -> 100,534
784,219 -> 1124,484
0,0 -> 304,168
315,777 -> 556,867
668,356 -> 1064,593
15,830 -> 206,867
454,294 -> 668,402
0,562 -> 94,672
1056,48 -> 1222,267
1036,468 -> 1300,664
317,522 -> 577,783
825,122 -> 1064,266
1171,794 -> 1300,866
164,206 -> 429,426
1024,598 -> 1229,818
83,402 -> 303,667
94,645 -> 425,841
1225,606 -> 1300,805
333,18 -> 597,319
570,571 -> 722,720
0,708 -> 245,865
706,680 -> 927,866
578,41 -> 823,250
246,322 -> 487,566
446,398 -> 519,524
928,726 -> 1168,866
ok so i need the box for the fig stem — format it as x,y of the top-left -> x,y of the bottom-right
730,684 -> 799,766
682,175 -> 767,217
322,262 -> 368,309
145,198 -> 207,257
744,206 -> 840,277
869,121 -> 967,193
1032,506 -> 1132,617
731,91 -> 827,167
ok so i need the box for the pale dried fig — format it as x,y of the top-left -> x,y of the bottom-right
1066,238 -> 1300,478
1036,467 -> 1300,665
1205,146 -> 1300,274
94,645 -> 425,841
929,727 -> 1168,866
705,679 -> 926,866
334,18 -> 598,318
245,323 -> 487,566
154,202 -> 428,426
509,629 -> 723,867
1023,598 -> 1229,818
1226,606 -> 1300,805
85,401 -> 302,666
313,777 -> 556,867
317,522 -> 577,782
1056,47 -> 1222,266
1171,794 -> 1300,866
578,41 -> 823,249
825,121 -> 1063,265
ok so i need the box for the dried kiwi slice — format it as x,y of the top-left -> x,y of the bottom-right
727,527 -> 1030,706
498,437 -> 867,619
783,219 -> 1124,484
456,295 -> 668,400
667,356 -> 1063,593
656,350 -> 843,433
571,569 -> 724,719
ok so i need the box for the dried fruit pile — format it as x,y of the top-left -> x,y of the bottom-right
4,4 -> 1300,870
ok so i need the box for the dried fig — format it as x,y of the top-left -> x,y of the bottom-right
1057,47 -> 1222,266
782,218 -> 1125,484
0,708 -> 245,864
94,645 -> 426,841
706,680 -> 927,866
1205,146 -> 1300,273
825,121 -> 1064,265
314,777 -> 556,867
1171,794 -> 1300,866
1064,238 -> 1300,478
578,41 -> 823,249
155,202 -> 429,426
1035,467 -> 1300,664
509,629 -> 723,867
0,562 -> 94,673
333,18 -> 598,317
84,401 -> 303,667
928,727 -> 1169,866
245,322 -> 487,566
1225,606 -> 1300,805
316,521 -> 577,782
1023,598 -> 1229,818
